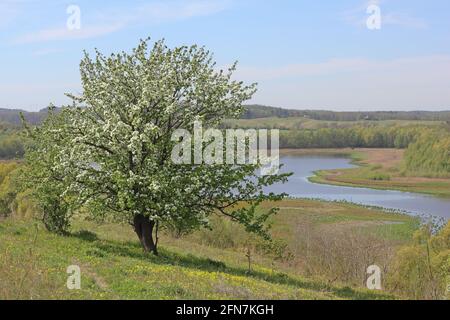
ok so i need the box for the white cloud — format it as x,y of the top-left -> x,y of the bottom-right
14,24 -> 123,44
238,55 -> 450,111
131,0 -> 230,22
235,58 -> 374,81
13,0 -> 230,44
0,1 -> 22,29
0,82 -> 81,111
3,55 -> 450,111
341,0 -> 427,29
382,12 -> 427,29
32,47 -> 66,56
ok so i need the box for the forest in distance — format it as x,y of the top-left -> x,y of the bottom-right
1,104 -> 448,178
241,104 -> 450,121
2,104 -> 450,125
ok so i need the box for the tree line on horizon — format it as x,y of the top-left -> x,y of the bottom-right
242,105 -> 450,121
0,119 -> 449,177
278,125 -> 423,149
1,104 -> 450,127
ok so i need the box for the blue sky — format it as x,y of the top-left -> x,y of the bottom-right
1,0 -> 450,111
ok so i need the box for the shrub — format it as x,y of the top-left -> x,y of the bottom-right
291,220 -> 395,287
403,129 -> 450,178
367,172 -> 391,181
386,222 -> 450,300
192,216 -> 251,249
0,162 -> 21,217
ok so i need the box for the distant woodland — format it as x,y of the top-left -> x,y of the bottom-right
242,105 -> 450,121
0,105 -> 449,177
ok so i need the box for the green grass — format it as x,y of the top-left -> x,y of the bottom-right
302,149 -> 450,198
0,217 -> 396,300
310,166 -> 450,198
0,199 -> 421,300
268,199 -> 417,237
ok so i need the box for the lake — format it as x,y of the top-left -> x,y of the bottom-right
265,155 -> 450,220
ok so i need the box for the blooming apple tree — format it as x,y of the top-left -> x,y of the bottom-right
26,38 -> 289,255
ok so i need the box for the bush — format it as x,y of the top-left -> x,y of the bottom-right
386,222 -> 450,300
0,133 -> 25,159
40,198 -> 72,235
367,172 -> 391,181
292,220 -> 395,286
0,162 -> 21,217
403,129 -> 450,178
192,216 -> 251,249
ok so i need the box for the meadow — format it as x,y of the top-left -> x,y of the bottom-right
1,198 -> 421,300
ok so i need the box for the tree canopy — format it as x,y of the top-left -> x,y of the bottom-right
24,38 -> 289,254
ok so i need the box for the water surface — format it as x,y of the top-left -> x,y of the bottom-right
265,155 -> 450,220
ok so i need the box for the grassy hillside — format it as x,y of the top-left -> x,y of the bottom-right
0,198 -> 420,300
9,104 -> 448,130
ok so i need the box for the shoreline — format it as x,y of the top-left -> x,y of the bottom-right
278,148 -> 450,198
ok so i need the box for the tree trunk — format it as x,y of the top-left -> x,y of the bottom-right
133,214 -> 158,255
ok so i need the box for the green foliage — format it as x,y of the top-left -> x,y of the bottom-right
242,105 -> 450,121
0,124 -> 26,159
163,211 -> 206,238
0,161 -> 37,220
277,125 -> 424,149
193,216 -> 250,249
39,198 -> 72,235
403,128 -> 450,177
366,172 -> 391,181
0,162 -> 20,216
2,105 -> 449,128
24,38 -> 289,243
21,107 -> 74,235
387,222 -> 450,300
230,114 -> 450,178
